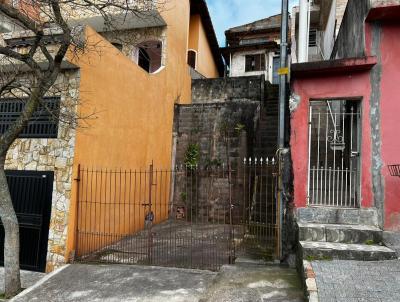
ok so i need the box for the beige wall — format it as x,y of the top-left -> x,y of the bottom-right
188,14 -> 220,78
66,0 -> 193,259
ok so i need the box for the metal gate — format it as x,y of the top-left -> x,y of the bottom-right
0,171 -> 54,272
308,100 -> 361,207
75,159 -> 279,271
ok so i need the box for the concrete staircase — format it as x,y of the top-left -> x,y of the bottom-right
247,84 -> 279,227
297,207 -> 397,261
254,83 -> 279,158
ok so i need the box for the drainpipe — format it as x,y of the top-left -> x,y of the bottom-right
298,0 -> 309,62
278,0 -> 289,260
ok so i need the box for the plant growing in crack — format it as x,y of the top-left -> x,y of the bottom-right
184,143 -> 200,169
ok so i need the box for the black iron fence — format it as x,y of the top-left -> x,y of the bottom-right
75,158 -> 279,271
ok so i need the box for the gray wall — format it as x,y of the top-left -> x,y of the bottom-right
174,102 -> 259,170
172,101 -> 260,221
331,0 -> 370,59
191,76 -> 264,104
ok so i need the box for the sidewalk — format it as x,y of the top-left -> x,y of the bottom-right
9,263 -> 304,302
310,260 -> 400,302
0,268 -> 44,299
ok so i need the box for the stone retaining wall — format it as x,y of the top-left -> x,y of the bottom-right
172,101 -> 259,221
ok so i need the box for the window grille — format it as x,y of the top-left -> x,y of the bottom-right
0,97 -> 60,138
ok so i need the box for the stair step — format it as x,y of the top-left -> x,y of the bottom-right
299,241 -> 397,261
297,207 -> 379,226
298,223 -> 382,244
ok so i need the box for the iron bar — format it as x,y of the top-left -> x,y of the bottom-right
74,160 -> 279,271
308,100 -> 361,207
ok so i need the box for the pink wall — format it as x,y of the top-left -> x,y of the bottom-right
291,21 -> 400,230
291,72 -> 374,209
378,23 -> 400,230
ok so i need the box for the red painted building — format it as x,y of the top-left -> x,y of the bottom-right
290,0 -> 400,230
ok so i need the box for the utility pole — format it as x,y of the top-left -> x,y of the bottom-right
278,0 -> 289,150
278,0 -> 289,260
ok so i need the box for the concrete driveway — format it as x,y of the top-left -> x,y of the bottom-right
10,263 -> 304,302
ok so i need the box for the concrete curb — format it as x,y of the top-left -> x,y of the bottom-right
9,265 -> 70,301
302,260 -> 319,302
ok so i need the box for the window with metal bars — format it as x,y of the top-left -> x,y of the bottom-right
0,97 -> 60,138
245,54 -> 266,72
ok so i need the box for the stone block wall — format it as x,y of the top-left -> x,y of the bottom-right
4,69 -> 80,272
172,101 -> 260,221
191,75 -> 264,104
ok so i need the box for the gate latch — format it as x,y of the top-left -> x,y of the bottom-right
351,151 -> 360,158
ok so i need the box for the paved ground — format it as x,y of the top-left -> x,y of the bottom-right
312,260 -> 400,302
0,268 -> 44,295
201,262 -> 304,302
383,231 -> 400,255
9,263 -> 304,302
82,220 -> 242,271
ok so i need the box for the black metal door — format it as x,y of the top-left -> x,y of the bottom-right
0,170 -> 53,272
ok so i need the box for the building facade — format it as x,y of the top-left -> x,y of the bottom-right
290,0 -> 349,63
290,0 -> 400,231
221,15 -> 282,84
0,0 -> 223,272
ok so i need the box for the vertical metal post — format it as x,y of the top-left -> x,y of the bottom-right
147,161 -> 154,264
279,0 -> 289,149
278,0 -> 289,260
73,164 -> 81,262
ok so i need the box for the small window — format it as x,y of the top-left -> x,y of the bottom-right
0,97 -> 60,138
138,47 -> 151,72
187,50 -> 197,69
245,54 -> 265,72
309,29 -> 317,47
135,40 -> 163,73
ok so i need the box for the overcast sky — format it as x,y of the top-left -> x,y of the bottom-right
207,0 -> 297,46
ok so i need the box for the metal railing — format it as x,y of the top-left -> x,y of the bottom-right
308,100 -> 361,207
310,167 -> 358,207
74,159 -> 279,271
388,165 -> 400,178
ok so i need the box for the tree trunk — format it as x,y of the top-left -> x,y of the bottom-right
0,160 -> 21,297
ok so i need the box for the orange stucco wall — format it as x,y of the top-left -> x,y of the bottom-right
65,0 -> 195,259
188,14 -> 220,78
